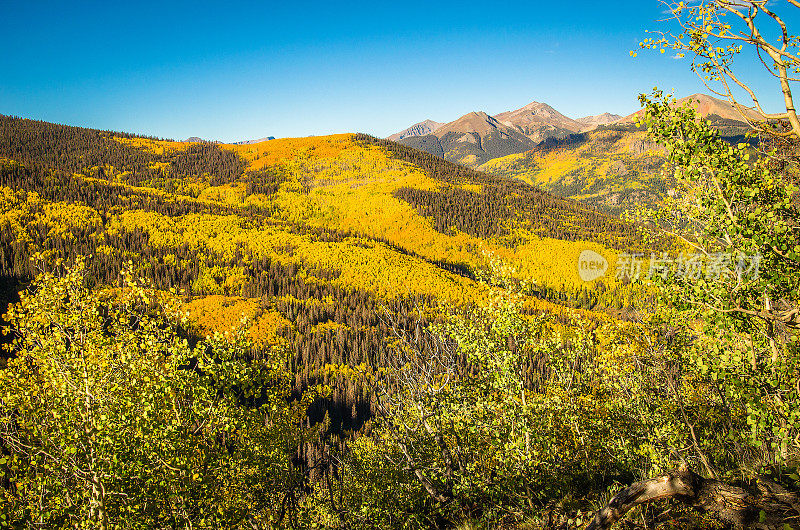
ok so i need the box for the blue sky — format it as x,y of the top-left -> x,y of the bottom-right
0,1 -> 791,141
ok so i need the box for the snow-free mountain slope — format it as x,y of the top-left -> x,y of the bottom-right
620,93 -> 763,123
392,100 -> 623,166
387,119 -> 443,141
576,113 -> 623,131
494,101 -> 583,141
398,111 -> 538,166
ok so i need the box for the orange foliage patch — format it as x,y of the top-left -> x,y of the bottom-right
223,134 -> 354,171
185,295 -> 258,335
184,295 -> 291,346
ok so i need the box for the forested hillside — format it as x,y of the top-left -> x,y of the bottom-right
388,94 -> 758,215
0,114 -> 651,435
478,124 -> 670,214
1,78 -> 798,528
3,0 -> 800,526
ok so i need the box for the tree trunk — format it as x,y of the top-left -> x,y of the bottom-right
587,466 -> 800,529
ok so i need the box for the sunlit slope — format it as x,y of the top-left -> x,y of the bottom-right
0,115 -> 648,433
477,126 -> 670,214
0,161 -> 481,307
203,132 -> 648,291
477,100 -> 756,215
0,115 -> 651,304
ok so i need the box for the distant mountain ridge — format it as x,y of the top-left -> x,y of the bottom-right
619,93 -> 763,123
399,111 -> 539,166
474,93 -> 760,214
389,100 -> 621,167
389,93 -> 759,169
387,120 -> 443,141
494,101 -> 583,142
576,112 -> 623,131
232,136 -> 275,145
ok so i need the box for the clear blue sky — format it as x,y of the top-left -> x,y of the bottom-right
0,0 -> 790,141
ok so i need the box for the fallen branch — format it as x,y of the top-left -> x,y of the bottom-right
587,466 -> 800,529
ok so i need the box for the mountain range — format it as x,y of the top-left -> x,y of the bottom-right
388,93 -> 758,213
493,101 -> 586,141
390,93 -> 754,169
390,102 -> 619,166
576,112 -> 623,130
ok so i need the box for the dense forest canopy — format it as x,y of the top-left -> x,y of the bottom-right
1,1 -> 800,526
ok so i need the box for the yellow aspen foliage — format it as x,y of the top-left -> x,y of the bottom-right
247,309 -> 293,346
198,183 -> 247,203
112,136 -> 193,155
184,295 -> 259,335
223,134 -> 354,171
